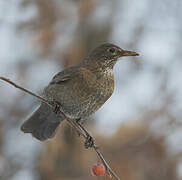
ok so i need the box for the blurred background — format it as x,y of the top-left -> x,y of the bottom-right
0,0 -> 182,179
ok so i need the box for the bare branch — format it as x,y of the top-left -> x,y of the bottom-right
0,76 -> 120,180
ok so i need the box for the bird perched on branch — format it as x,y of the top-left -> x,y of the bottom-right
21,43 -> 139,141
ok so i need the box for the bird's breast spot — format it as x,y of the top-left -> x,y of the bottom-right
105,67 -> 113,74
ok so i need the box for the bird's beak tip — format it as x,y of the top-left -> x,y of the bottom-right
134,52 -> 140,56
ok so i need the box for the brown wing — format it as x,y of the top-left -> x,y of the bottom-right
49,66 -> 78,85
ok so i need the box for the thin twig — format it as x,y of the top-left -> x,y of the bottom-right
0,77 -> 51,106
94,146 -> 120,179
0,76 -> 120,180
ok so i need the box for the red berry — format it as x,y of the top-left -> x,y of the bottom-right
91,164 -> 106,176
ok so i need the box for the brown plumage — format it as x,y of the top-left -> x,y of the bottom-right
21,43 -> 139,141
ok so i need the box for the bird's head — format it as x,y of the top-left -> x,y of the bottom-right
85,43 -> 139,68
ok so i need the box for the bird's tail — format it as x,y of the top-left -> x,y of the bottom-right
21,103 -> 65,141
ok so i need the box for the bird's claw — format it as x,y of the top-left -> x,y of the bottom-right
51,101 -> 61,114
84,135 -> 94,149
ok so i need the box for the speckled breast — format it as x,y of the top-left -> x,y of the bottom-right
69,67 -> 114,119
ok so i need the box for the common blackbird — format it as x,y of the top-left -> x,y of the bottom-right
21,43 -> 139,141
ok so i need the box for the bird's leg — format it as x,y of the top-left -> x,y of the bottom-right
67,118 -> 82,137
76,120 -> 95,149
74,118 -> 82,136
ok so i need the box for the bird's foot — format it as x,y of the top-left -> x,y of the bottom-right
76,118 -> 85,125
75,120 -> 95,148
84,135 -> 94,149
76,118 -> 81,123
51,101 -> 62,114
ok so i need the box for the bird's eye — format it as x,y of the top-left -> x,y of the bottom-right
108,48 -> 116,54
